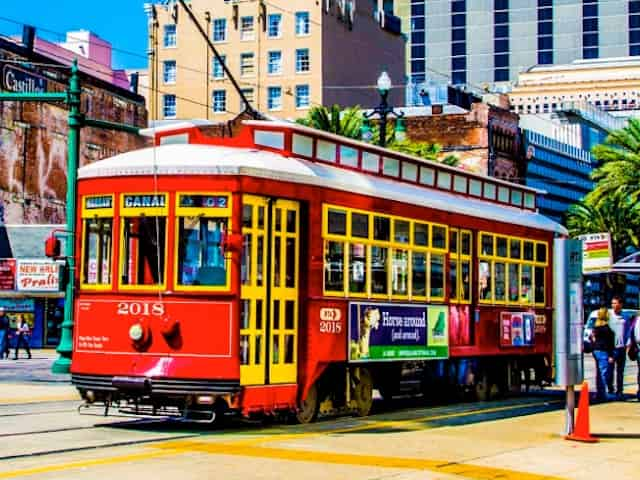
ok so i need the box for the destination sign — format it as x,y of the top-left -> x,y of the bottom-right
123,194 -> 166,209
179,195 -> 228,208
85,196 -> 113,210
1,64 -> 47,94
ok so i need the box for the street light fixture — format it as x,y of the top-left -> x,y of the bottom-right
362,71 -> 405,148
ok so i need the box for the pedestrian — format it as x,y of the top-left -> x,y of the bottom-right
607,295 -> 632,399
629,314 -> 640,401
590,307 -> 615,402
0,307 -> 9,359
13,315 -> 31,360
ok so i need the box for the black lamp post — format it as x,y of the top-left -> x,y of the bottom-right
362,72 -> 405,148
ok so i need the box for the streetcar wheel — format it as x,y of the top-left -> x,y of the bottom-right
353,368 -> 373,417
296,383 -> 319,424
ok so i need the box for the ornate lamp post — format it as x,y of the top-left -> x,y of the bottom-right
362,72 -> 405,147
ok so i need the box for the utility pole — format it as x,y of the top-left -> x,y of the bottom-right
0,59 -> 139,374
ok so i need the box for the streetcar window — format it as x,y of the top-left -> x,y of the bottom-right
460,231 -> 471,256
382,157 -> 399,177
340,145 -> 358,167
373,216 -> 390,241
420,167 -> 435,186
394,220 -> 410,243
120,216 -> 166,286
534,267 -> 545,304
352,213 -> 369,238
481,233 -> 494,256
536,242 -> 547,263
508,263 -> 520,302
177,217 -> 227,286
469,179 -> 482,197
432,226 -> 446,249
401,162 -> 418,182
510,239 -> 521,259
317,140 -> 336,163
437,172 -> 452,190
523,241 -> 534,261
479,260 -> 492,300
328,209 -> 347,235
494,262 -> 506,302
496,236 -> 508,257
324,241 -> 344,292
362,152 -> 380,172
82,218 -> 113,285
411,252 -> 427,297
371,246 -> 388,294
414,222 -> 429,246
430,254 -> 445,299
349,243 -> 367,293
460,260 -> 471,302
449,257 -> 457,301
521,265 -> 533,304
392,249 -> 409,296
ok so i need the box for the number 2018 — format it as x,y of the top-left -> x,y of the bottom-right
116,302 -> 165,316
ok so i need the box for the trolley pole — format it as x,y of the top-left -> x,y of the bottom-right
0,59 -> 140,374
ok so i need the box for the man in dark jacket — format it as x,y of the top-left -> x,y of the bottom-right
0,307 -> 9,359
13,315 -> 31,360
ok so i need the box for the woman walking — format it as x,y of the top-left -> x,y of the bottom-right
591,307 -> 615,401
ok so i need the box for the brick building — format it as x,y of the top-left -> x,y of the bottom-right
401,94 -> 523,181
0,31 -> 148,348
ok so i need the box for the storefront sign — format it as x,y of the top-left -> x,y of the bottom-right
349,302 -> 449,362
500,312 -> 535,347
123,194 -> 166,208
1,64 -> 47,94
16,259 -> 60,292
0,298 -> 34,312
0,259 -> 16,290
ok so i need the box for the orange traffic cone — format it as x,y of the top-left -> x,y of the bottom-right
565,381 -> 599,443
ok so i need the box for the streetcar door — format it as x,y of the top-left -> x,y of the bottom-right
268,199 -> 300,384
240,196 -> 269,386
239,196 -> 300,386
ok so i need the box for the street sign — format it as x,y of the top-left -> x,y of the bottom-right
577,232 -> 612,274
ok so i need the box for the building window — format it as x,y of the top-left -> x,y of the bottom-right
163,60 -> 176,84
240,52 -> 255,76
212,90 -> 226,113
268,51 -> 282,75
451,1 -> 466,85
582,0 -> 598,59
240,88 -> 254,111
295,85 -> 310,109
268,86 -> 282,110
268,14 -> 282,38
295,11 -> 310,35
240,16 -> 255,40
494,0 -> 509,82
212,55 -> 226,79
630,0 -> 640,56
213,18 -> 227,42
296,48 -> 310,73
163,94 -> 176,118
163,24 -> 176,48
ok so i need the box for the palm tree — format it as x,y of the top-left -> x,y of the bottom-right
566,190 -> 640,260
296,104 -> 362,139
590,118 -> 640,203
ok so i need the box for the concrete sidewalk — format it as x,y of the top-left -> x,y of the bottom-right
0,348 -> 70,384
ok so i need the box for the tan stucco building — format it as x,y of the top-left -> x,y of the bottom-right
145,0 -> 405,121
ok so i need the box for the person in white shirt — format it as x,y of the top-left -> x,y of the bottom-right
607,296 -> 631,399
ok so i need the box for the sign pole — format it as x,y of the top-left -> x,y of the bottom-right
565,385 -> 575,435
51,60 -> 80,374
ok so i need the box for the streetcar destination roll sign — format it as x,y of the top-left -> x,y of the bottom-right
348,302 -> 449,362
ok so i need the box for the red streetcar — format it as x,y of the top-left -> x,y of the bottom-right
69,120 -> 565,423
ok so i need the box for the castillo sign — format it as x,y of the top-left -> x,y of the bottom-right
577,232 -> 613,274
1,64 -> 47,94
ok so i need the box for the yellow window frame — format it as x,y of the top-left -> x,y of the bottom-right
478,231 -> 549,307
118,192 -> 169,291
450,228 -> 472,304
322,204 -> 448,302
80,194 -> 115,291
174,192 -> 232,292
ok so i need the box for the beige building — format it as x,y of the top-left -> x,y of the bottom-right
145,0 -> 405,121
509,57 -> 640,116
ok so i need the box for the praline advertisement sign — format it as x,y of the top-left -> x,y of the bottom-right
349,302 -> 449,362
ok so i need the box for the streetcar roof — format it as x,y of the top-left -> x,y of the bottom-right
78,144 -> 567,235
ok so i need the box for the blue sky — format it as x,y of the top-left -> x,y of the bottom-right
0,0 -> 148,69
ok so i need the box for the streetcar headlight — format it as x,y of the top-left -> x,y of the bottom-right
129,323 -> 144,342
